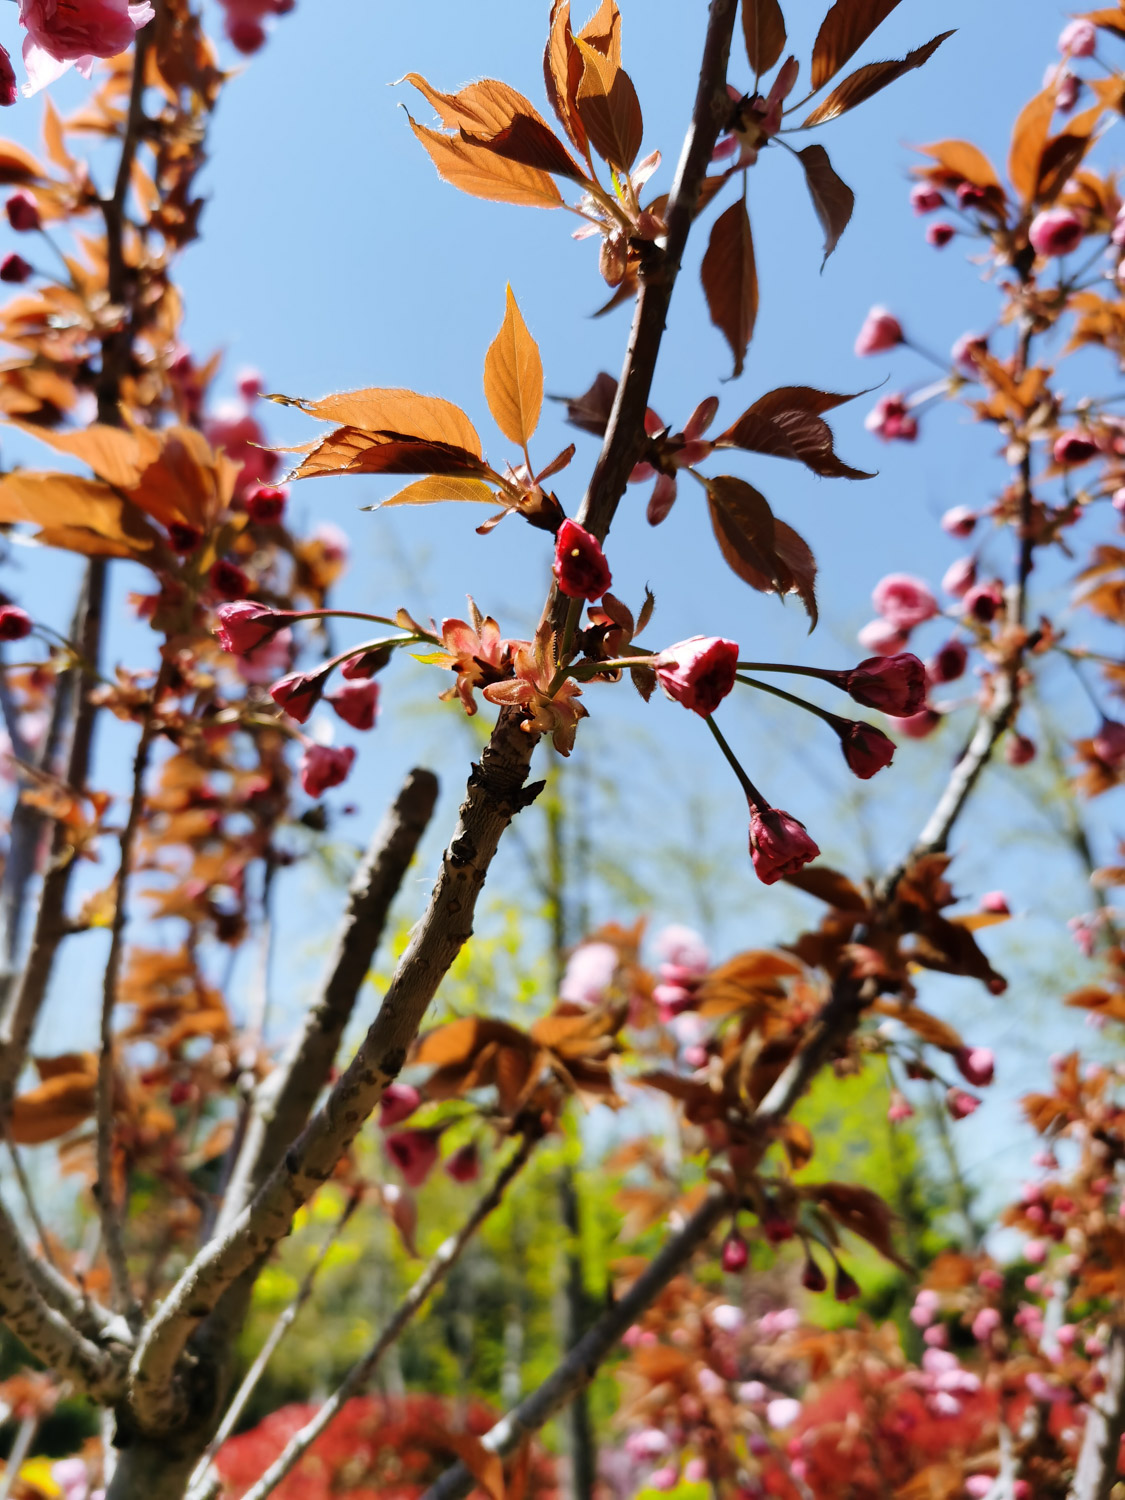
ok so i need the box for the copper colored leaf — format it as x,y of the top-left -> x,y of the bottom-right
270,387 -> 482,455
796,145 -> 855,266
717,384 -> 872,478
701,199 -> 758,378
706,474 -> 779,586
872,999 -> 963,1053
0,471 -> 157,557
483,285 -> 544,447
462,115 -> 585,180
810,0 -> 905,90
575,39 -> 643,172
803,32 -> 953,127
404,73 -> 545,136
544,0 -> 587,152
556,370 -> 618,436
782,864 -> 868,911
375,476 -> 499,509
919,138 -> 1002,191
577,0 -> 622,67
286,430 -> 490,483
781,1120 -> 814,1170
1037,103 -> 1103,204
774,520 -> 819,629
431,1430 -> 506,1500
0,140 -> 44,183
10,1069 -> 97,1145
1008,85 -> 1057,204
414,1017 -> 530,1068
743,0 -> 787,75
406,113 -> 563,210
808,1181 -> 910,1269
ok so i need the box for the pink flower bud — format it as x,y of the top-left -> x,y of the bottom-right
951,332 -> 988,375
838,721 -> 896,779
655,636 -> 739,717
1059,18 -> 1097,56
910,183 -> 945,214
980,891 -> 1010,915
926,222 -> 955,247
872,573 -> 938,629
888,1091 -> 914,1123
445,1142 -> 480,1183
891,706 -> 943,739
1053,429 -> 1098,465
684,1459 -> 707,1484
1094,717 -> 1125,768
384,1128 -> 440,1187
956,1047 -> 994,1088
6,192 -> 40,233
215,600 -> 291,655
1056,70 -> 1081,113
766,1397 -> 802,1429
1056,1322 -> 1078,1347
927,639 -> 968,685
1005,733 -> 1036,766
327,679 -> 380,731
965,1478 -> 992,1498
842,653 -> 926,715
972,1307 -> 1001,1341
942,555 -> 977,597
299,743 -> 356,798
379,1083 -> 421,1128
0,605 -> 32,641
854,306 -> 904,357
923,1322 -> 948,1347
946,1088 -> 979,1120
0,252 -> 30,283
1029,207 -> 1084,258
245,484 -> 288,524
747,804 -> 820,885
963,581 -> 1003,623
553,518 -> 611,600
1024,1239 -> 1047,1265
857,618 -> 909,656
865,394 -> 918,442
721,1230 -> 748,1272
941,505 -> 977,537
270,670 -> 324,724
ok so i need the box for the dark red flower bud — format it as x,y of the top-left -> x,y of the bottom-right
928,639 -> 968,685
384,1127 -> 440,1187
215,601 -> 291,655
946,1088 -> 980,1120
168,522 -> 203,554
955,1047 -> 995,1088
762,1212 -> 795,1246
245,484 -> 288,524
834,1264 -> 861,1302
269,670 -> 324,724
0,45 -> 15,109
838,721 -> 896,779
228,17 -> 267,52
327,679 -> 379,731
721,1231 -> 748,1272
553,518 -> 612,600
299,743 -> 356,798
0,605 -> 32,641
840,654 -> 926,716
926,222 -> 955,247
963,581 -> 1003,623
957,183 -> 987,209
0,252 -> 31,283
1005,733 -> 1037,766
748,804 -> 820,885
6,192 -> 40,233
209,559 -> 251,599
446,1142 -> 481,1183
1053,429 -> 1098,466
341,644 -> 394,679
802,1255 -> 828,1293
379,1083 -> 421,1129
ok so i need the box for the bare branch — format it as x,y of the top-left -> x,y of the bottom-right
221,1134 -> 536,1500
1068,1328 -> 1125,1500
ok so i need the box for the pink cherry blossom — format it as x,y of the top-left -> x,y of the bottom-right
857,618 -> 909,656
865,394 -> 918,442
872,573 -> 938,630
19,0 -> 155,97
854,306 -> 903,357
1029,207 -> 1084,258
1059,18 -> 1097,57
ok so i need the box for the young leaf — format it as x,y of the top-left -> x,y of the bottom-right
286,429 -> 491,483
375,476 -> 499,509
269,388 -> 482,455
1007,85 -> 1057,205
544,0 -> 587,152
577,0 -> 623,67
797,145 -> 854,266
810,0 -> 905,91
0,471 -> 157,556
461,115 -> 585,180
806,1182 -> 911,1270
919,138 -> 1002,191
717,384 -> 873,477
484,285 -> 544,447
705,475 -> 780,589
406,114 -> 563,210
701,199 -> 758,378
1036,102 -> 1104,205
743,0 -> 787,76
802,31 -> 954,127
554,370 -> 618,436
773,519 -> 819,628
403,73 -> 546,136
574,39 -> 643,172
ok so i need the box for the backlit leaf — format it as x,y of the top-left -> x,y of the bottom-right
0,471 -> 157,555
701,199 -> 758,378
555,370 -> 618,436
1036,102 -> 1104,205
575,38 -> 643,172
919,138 -> 1002,191
403,73 -> 544,136
461,114 -> 585,180
544,0 -> 587,152
796,145 -> 855,266
577,0 -> 622,67
406,113 -> 563,210
376,476 -> 499,509
1008,85 -> 1057,204
806,1181 -> 911,1269
743,0 -> 787,76
717,383 -> 872,477
810,0 -> 905,90
0,140 -> 44,183
802,32 -> 953,127
706,474 -> 779,587
269,388 -> 482,455
483,285 -> 544,447
285,429 -> 490,483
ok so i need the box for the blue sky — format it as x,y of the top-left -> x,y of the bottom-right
1,0 -> 1121,1213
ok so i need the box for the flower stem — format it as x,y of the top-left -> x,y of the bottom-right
704,714 -> 765,807
736,673 -> 844,730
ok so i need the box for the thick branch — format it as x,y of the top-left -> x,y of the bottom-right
1068,1329 -> 1125,1500
221,1135 -> 536,1500
216,767 -> 439,1237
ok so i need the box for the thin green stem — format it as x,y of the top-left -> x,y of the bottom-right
736,672 -> 844,730
704,714 -> 764,806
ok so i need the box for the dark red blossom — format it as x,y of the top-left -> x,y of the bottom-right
299,743 -> 355,798
839,721 -> 896,779
327,680 -> 379,731
270,670 -> 324,724
840,654 -> 926,716
655,636 -> 739,717
0,605 -> 32,641
552,518 -> 611,600
748,804 -> 820,885
215,601 -> 292,655
210,559 -> 251,599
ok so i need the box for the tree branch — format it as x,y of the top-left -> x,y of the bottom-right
1068,1328 -> 1125,1500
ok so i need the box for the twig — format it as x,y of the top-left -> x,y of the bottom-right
185,1188 -> 362,1495
0,1411 -> 38,1500
208,1134 -> 537,1500
2,1121 -> 58,1270
1068,1327 -> 1125,1500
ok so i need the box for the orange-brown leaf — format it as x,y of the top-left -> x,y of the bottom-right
796,145 -> 855,266
706,474 -> 779,587
406,113 -> 563,210
544,0 -> 587,152
0,471 -> 157,557
375,476 -> 498,509
743,0 -> 787,75
782,864 -> 869,911
270,387 -> 482,454
10,1067 -> 97,1145
807,1181 -> 911,1269
717,384 -> 872,478
286,430 -> 490,484
575,39 -> 643,172
403,73 -> 542,136
1008,86 -> 1057,204
810,0 -> 905,90
413,1017 -> 531,1068
919,139 -> 1002,191
701,199 -> 757,378
803,32 -> 953,127
462,115 -> 585,180
484,285 -> 543,447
